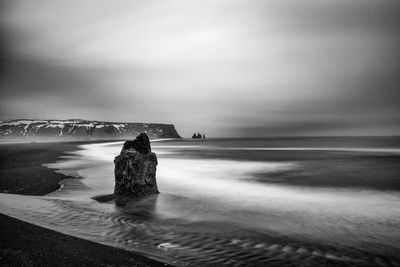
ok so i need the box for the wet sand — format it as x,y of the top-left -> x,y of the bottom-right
0,214 -> 171,267
0,140 -> 172,267
0,141 -> 84,195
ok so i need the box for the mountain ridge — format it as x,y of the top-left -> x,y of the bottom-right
0,119 -> 181,141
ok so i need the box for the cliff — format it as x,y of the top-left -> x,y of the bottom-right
0,119 -> 181,141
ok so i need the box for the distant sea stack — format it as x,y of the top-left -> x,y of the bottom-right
0,119 -> 181,141
192,132 -> 206,139
114,133 -> 159,199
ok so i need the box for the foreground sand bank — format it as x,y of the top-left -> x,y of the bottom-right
0,214 -> 171,267
0,141 -> 88,195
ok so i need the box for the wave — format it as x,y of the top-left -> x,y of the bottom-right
2,140 -> 400,266
223,147 -> 400,154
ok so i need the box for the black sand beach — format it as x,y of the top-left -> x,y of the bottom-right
0,141 -> 172,267
0,214 -> 171,267
0,141 -> 82,195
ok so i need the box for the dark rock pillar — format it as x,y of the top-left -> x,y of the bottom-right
114,133 -> 159,197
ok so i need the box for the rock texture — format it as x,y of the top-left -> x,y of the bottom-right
114,133 -> 159,198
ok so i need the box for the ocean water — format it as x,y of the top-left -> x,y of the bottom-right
1,137 -> 400,266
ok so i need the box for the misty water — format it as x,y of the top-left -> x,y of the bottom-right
1,137 -> 400,266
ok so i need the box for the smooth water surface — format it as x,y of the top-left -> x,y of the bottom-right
1,137 -> 400,266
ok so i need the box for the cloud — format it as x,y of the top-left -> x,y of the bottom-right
1,0 -> 399,136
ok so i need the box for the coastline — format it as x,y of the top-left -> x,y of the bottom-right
0,140 -> 173,267
0,141 -> 88,195
0,214 -> 171,267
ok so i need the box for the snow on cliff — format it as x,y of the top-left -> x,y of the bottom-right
0,119 -> 181,140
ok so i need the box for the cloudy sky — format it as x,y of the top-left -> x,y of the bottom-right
1,0 -> 399,137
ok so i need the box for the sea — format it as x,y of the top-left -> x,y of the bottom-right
1,137 -> 400,266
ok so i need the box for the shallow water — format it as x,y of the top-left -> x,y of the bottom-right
1,137 -> 400,266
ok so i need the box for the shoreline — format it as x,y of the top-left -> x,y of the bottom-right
0,140 -> 174,267
0,141 -> 90,195
0,214 -> 172,267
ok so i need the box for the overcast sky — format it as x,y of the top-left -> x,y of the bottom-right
1,0 -> 399,137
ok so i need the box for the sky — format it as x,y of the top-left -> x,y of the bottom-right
1,0 -> 399,137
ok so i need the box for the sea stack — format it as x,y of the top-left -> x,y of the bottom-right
114,133 -> 159,198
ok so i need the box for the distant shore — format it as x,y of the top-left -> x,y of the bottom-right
0,140 -> 173,267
